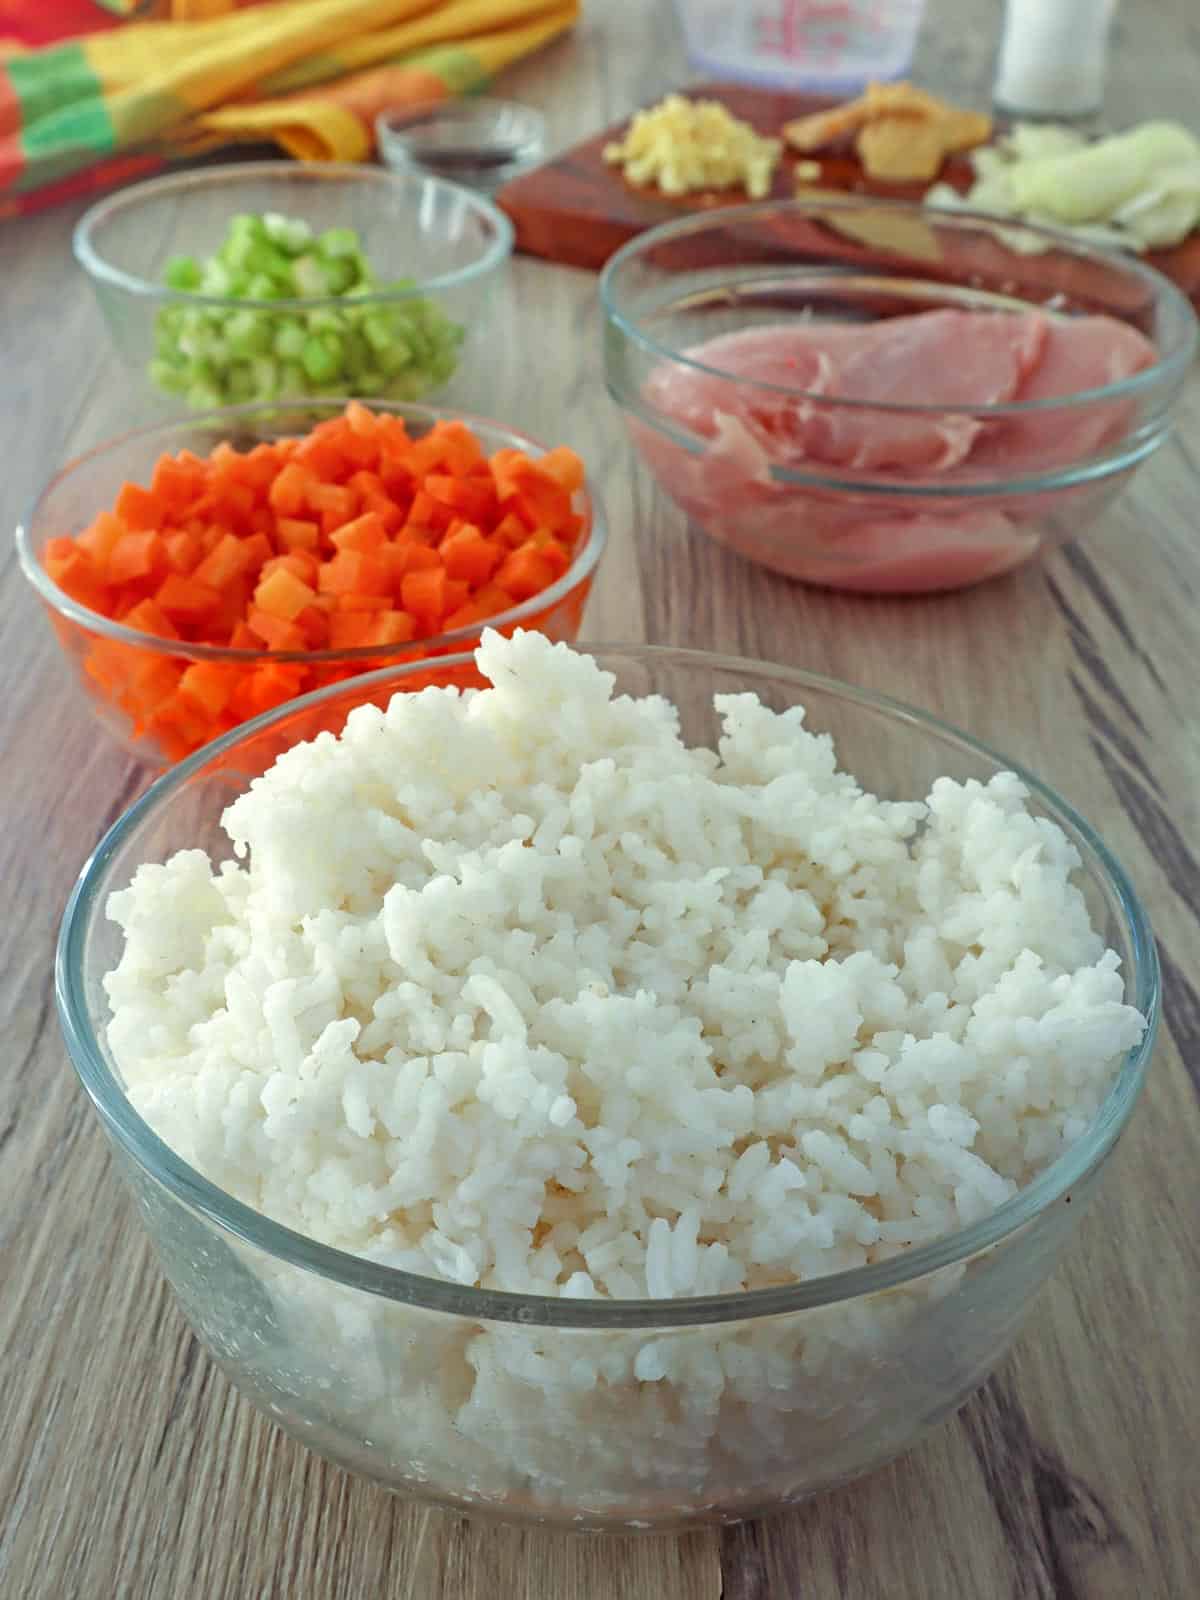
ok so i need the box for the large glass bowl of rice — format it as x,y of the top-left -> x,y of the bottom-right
57,632 -> 1159,1530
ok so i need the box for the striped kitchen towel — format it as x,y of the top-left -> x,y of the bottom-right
0,0 -> 576,218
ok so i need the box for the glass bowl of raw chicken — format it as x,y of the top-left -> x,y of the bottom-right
600,197 -> 1197,593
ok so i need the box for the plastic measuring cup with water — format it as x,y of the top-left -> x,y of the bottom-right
674,0 -> 929,95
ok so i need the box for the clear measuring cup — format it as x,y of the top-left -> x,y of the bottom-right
673,0 -> 929,95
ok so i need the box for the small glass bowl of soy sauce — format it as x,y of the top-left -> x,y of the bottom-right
376,98 -> 546,192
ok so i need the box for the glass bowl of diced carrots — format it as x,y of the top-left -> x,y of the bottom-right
16,400 -> 605,767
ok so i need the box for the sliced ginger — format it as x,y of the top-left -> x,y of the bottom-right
784,81 -> 992,183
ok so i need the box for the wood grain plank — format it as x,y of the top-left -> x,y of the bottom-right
2,2 -> 1199,1597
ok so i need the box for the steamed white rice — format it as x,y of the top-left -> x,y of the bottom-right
104,628 -> 1144,1302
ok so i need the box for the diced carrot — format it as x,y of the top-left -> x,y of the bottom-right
122,598 -> 181,640
231,662 -> 308,719
429,420 -> 485,477
496,545 -> 556,601
240,531 -> 274,574
107,531 -> 167,586
404,489 -> 452,534
246,609 -> 307,651
318,549 -> 389,597
254,566 -> 317,622
381,542 -> 441,590
308,482 -> 358,525
347,469 -> 385,501
193,532 -> 251,590
240,442 -> 283,492
261,550 -> 319,587
472,582 -> 517,617
296,427 -> 348,481
443,578 -> 470,614
331,512 -> 387,554
440,524 -> 502,585
115,481 -> 163,532
511,480 -> 573,535
367,610 -> 415,647
537,447 -> 586,495
211,575 -> 253,638
146,696 -> 214,757
128,655 -> 183,715
344,401 -> 379,438
442,599 -> 489,631
377,453 -> 416,504
164,529 -> 204,574
178,661 -> 236,719
210,478 -> 256,525
336,425 -> 379,472
400,567 -> 447,633
45,542 -> 112,613
424,475 -> 497,524
46,407 -> 585,764
228,621 -> 261,650
493,512 -> 529,550
294,604 -> 330,649
268,461 -> 315,516
523,529 -> 571,580
155,574 -> 220,627
150,453 -> 205,514
329,611 -> 375,649
77,511 -> 126,568
275,516 -> 319,551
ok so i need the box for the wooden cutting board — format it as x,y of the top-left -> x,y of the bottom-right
495,83 -> 1200,310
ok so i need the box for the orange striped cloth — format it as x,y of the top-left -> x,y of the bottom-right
0,0 -> 576,218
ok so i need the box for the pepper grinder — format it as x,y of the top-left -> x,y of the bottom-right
993,0 -> 1118,121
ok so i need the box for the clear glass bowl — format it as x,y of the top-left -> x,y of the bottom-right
57,645 -> 1159,1531
375,98 -> 546,191
16,400 -> 605,766
73,163 -> 513,416
600,197 -> 1197,594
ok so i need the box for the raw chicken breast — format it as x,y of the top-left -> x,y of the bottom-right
634,306 -> 1159,592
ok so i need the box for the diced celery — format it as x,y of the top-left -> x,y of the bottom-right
300,335 -> 342,382
377,341 -> 411,376
225,309 -> 272,357
201,260 -> 234,297
164,255 -> 202,291
292,255 -> 330,297
246,272 -> 278,301
250,356 -> 280,399
319,226 -> 360,259
226,363 -> 256,402
151,210 -> 466,408
273,319 -> 306,359
306,307 -> 344,335
321,257 -> 357,295
186,380 -> 223,410
148,359 -> 188,393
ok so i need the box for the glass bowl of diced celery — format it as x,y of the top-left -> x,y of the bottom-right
73,163 -> 513,418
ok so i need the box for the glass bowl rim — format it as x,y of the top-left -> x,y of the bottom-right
15,398 -> 607,667
599,194 -> 1199,420
57,640 -> 1160,1329
72,161 -> 515,312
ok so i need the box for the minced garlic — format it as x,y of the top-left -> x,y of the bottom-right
603,94 -> 781,199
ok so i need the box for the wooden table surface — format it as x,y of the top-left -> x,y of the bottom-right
2,1 -> 1198,1595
